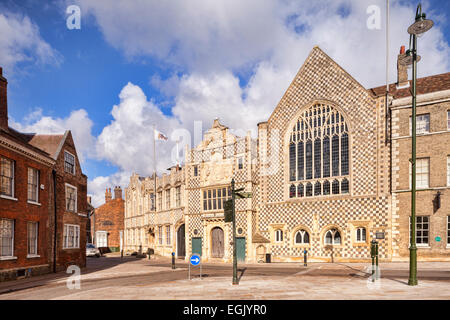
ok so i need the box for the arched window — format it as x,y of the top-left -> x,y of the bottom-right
331,179 -> 339,194
289,142 -> 296,181
288,103 -> 350,198
295,229 -> 310,244
314,181 -> 321,196
324,228 -> 341,245
297,184 -> 304,197
356,227 -> 366,242
305,183 -> 313,197
275,229 -> 283,242
341,178 -> 349,194
323,180 -> 330,195
289,184 -> 296,198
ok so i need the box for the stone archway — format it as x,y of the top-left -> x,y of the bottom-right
211,227 -> 224,258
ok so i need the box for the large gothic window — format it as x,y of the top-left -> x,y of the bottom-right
288,104 -> 350,198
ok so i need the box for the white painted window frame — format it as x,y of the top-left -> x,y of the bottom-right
27,167 -> 40,203
63,224 -> 80,249
0,218 -> 15,259
275,229 -> 283,243
27,221 -> 39,256
64,150 -> 76,175
65,183 -> 78,213
0,157 -> 15,199
355,227 -> 366,243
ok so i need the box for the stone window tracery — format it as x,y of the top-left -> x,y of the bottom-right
288,103 -> 350,198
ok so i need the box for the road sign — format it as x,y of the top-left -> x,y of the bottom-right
224,199 -> 233,222
435,236 -> 441,242
375,232 -> 385,240
190,254 -> 201,266
188,254 -> 202,280
236,192 -> 252,199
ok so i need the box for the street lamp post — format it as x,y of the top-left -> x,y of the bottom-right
231,178 -> 238,285
399,3 -> 433,286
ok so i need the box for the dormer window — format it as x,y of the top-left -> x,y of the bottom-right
64,151 -> 75,175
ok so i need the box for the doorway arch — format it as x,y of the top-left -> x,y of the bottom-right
211,227 -> 224,258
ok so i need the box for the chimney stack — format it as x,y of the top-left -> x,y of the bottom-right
397,46 -> 410,88
105,188 -> 112,202
114,186 -> 122,199
0,67 -> 8,131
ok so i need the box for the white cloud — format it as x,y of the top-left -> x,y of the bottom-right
88,171 -> 130,207
0,12 -> 62,75
10,109 -> 95,162
95,83 -> 181,175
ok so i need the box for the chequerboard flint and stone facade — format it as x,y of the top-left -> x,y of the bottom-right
123,46 -> 450,263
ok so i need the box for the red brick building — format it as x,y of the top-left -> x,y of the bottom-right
92,187 -> 124,252
0,68 -> 55,280
30,131 -> 89,271
0,67 -> 88,280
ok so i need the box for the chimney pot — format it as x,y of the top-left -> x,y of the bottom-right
114,186 -> 123,199
0,66 -> 8,130
396,46 -> 409,88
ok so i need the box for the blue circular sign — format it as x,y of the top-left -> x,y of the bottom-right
190,254 -> 201,266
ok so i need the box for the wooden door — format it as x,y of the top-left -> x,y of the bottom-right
211,227 -> 224,258
177,224 -> 186,258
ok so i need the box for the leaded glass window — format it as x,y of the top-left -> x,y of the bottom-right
295,230 -> 310,244
297,184 -> 304,197
287,103 -> 350,199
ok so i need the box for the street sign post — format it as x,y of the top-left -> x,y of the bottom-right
189,254 -> 202,280
228,179 -> 252,285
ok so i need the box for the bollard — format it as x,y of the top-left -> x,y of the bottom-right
121,250 -> 123,260
171,252 -> 176,269
303,249 -> 308,267
370,240 -> 376,282
375,241 -> 379,280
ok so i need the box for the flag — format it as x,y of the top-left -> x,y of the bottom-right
154,128 -> 168,141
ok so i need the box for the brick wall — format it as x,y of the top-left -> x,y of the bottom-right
391,100 -> 450,259
0,142 -> 52,275
93,197 -> 124,250
52,132 -> 88,271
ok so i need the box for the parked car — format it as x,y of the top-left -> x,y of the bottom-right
86,243 -> 101,257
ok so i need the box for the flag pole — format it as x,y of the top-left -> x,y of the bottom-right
153,124 -> 157,209
176,139 -> 180,166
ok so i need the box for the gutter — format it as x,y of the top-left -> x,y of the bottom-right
52,169 -> 57,273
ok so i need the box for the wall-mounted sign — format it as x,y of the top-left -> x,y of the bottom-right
375,232 -> 385,240
435,236 -> 441,242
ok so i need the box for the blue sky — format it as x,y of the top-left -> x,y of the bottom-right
0,0 -> 449,206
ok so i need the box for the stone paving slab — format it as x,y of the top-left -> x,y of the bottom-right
53,274 -> 450,300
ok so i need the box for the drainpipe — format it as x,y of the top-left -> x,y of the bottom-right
52,169 -> 57,273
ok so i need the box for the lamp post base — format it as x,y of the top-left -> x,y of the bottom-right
408,247 -> 418,286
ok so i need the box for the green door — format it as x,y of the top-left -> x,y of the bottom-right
236,237 -> 246,262
192,237 -> 202,256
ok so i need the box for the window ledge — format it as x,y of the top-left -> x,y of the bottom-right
63,248 -> 80,250
27,254 -> 40,259
27,200 -> 41,206
0,195 -> 18,201
0,256 -> 18,261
